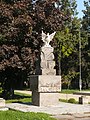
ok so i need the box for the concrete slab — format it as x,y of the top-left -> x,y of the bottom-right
30,75 -> 61,92
52,114 -> 90,120
6,102 -> 90,115
0,107 -> 9,111
0,98 -> 5,108
32,92 -> 60,106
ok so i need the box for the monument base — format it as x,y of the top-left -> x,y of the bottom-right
32,91 -> 60,106
30,75 -> 61,106
30,75 -> 61,92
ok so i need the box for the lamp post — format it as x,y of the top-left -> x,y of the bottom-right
79,30 -> 82,91
75,27 -> 82,91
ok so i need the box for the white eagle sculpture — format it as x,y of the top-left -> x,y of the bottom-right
42,31 -> 56,47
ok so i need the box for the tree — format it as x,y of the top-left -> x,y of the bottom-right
0,0 -> 71,98
53,0 -> 81,89
81,0 -> 90,89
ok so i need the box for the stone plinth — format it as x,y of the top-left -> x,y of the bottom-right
30,75 -> 61,106
79,96 -> 88,104
30,43 -> 61,106
0,98 -> 8,111
0,98 -> 5,108
32,92 -> 60,106
30,75 -> 61,92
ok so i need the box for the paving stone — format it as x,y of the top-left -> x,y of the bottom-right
0,107 -> 9,111
0,98 -> 5,108
6,102 -> 90,114
12,90 -> 90,120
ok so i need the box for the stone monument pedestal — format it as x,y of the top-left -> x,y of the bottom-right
30,38 -> 61,106
32,92 -> 60,106
30,75 -> 61,106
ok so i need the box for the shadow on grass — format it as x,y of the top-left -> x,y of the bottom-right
0,91 -> 32,104
0,93 -> 31,99
12,94 -> 31,99
17,102 -> 33,105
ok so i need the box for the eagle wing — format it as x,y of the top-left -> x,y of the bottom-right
42,30 -> 47,42
49,32 -> 56,42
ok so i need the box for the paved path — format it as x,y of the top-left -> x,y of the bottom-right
52,113 -> 90,120
6,102 -> 90,120
13,90 -> 90,120
6,102 -> 90,114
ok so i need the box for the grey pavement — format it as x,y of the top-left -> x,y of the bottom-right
6,102 -> 90,114
0,107 -> 9,111
6,90 -> 90,120
6,102 -> 90,120
52,113 -> 90,120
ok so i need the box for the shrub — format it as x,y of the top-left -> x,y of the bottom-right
68,98 -> 76,103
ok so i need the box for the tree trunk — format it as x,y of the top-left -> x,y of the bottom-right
3,88 -> 14,99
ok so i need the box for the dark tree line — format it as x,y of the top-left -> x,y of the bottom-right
81,1 -> 90,89
0,0 -> 90,99
0,0 -> 71,99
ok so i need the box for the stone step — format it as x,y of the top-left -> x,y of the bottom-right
0,98 -> 5,108
0,98 -> 8,111
0,107 -> 9,111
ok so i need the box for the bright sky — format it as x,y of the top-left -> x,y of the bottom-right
76,0 -> 85,18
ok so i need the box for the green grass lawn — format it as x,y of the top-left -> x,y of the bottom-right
60,89 -> 90,94
0,89 -> 89,104
59,98 -> 78,104
0,90 -> 56,120
0,110 -> 56,120
60,89 -> 79,94
0,88 -> 31,104
6,92 -> 32,103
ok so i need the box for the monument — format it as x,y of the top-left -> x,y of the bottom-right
30,31 -> 61,106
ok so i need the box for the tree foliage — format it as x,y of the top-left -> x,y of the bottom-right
0,0 -> 72,98
1,0 -> 89,95
0,0 -> 70,70
53,0 -> 81,89
81,0 -> 90,89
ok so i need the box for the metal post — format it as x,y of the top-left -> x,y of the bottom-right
79,30 -> 82,91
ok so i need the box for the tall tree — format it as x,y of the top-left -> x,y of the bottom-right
53,0 -> 81,89
81,0 -> 90,89
0,0 -> 71,98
